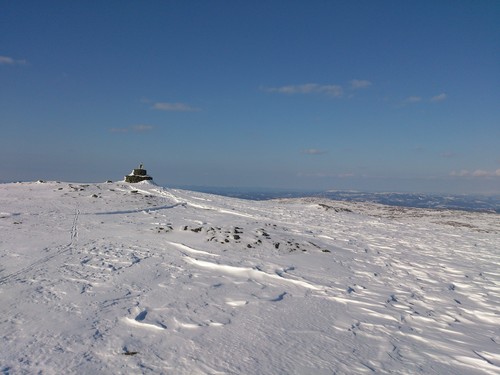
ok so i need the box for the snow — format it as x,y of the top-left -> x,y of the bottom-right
1,181 -> 499,374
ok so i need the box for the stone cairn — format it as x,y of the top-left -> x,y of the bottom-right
124,164 -> 153,183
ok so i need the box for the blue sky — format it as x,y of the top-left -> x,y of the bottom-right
1,1 -> 499,193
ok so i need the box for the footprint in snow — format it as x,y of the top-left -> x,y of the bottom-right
135,310 -> 147,321
123,309 -> 166,330
270,292 -> 287,302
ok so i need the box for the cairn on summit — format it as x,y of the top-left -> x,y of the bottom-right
124,164 -> 153,183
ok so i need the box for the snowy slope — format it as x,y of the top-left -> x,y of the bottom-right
1,181 -> 499,374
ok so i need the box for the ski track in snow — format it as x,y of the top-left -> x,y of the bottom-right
0,205 -> 80,286
0,181 -> 499,374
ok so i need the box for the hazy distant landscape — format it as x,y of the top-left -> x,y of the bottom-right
182,186 -> 500,214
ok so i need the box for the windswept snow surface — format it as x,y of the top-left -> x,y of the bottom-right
1,181 -> 499,374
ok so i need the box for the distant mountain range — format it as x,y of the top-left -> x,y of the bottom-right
180,187 -> 500,214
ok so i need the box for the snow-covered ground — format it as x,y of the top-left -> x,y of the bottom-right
1,181 -> 499,374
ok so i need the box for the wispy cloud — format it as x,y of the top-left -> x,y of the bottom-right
152,102 -> 200,112
132,124 -> 154,132
350,79 -> 372,89
263,80 -> 371,97
404,96 -> 422,103
301,148 -> 327,155
297,171 -> 355,178
403,93 -> 447,104
431,93 -> 447,102
110,124 -> 154,133
110,127 -> 129,133
0,55 -> 27,65
441,151 -> 457,158
450,169 -> 500,178
449,169 -> 469,177
263,83 -> 343,97
413,145 -> 426,152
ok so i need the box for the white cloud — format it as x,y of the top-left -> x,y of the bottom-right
297,171 -> 355,178
152,102 -> 200,112
301,148 -> 327,155
0,56 -> 15,64
450,169 -> 470,177
350,79 -> 372,89
450,169 -> 500,178
263,83 -> 343,97
471,169 -> 490,177
0,55 -> 27,65
338,173 -> 355,178
403,93 -> 447,104
431,93 -> 447,102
